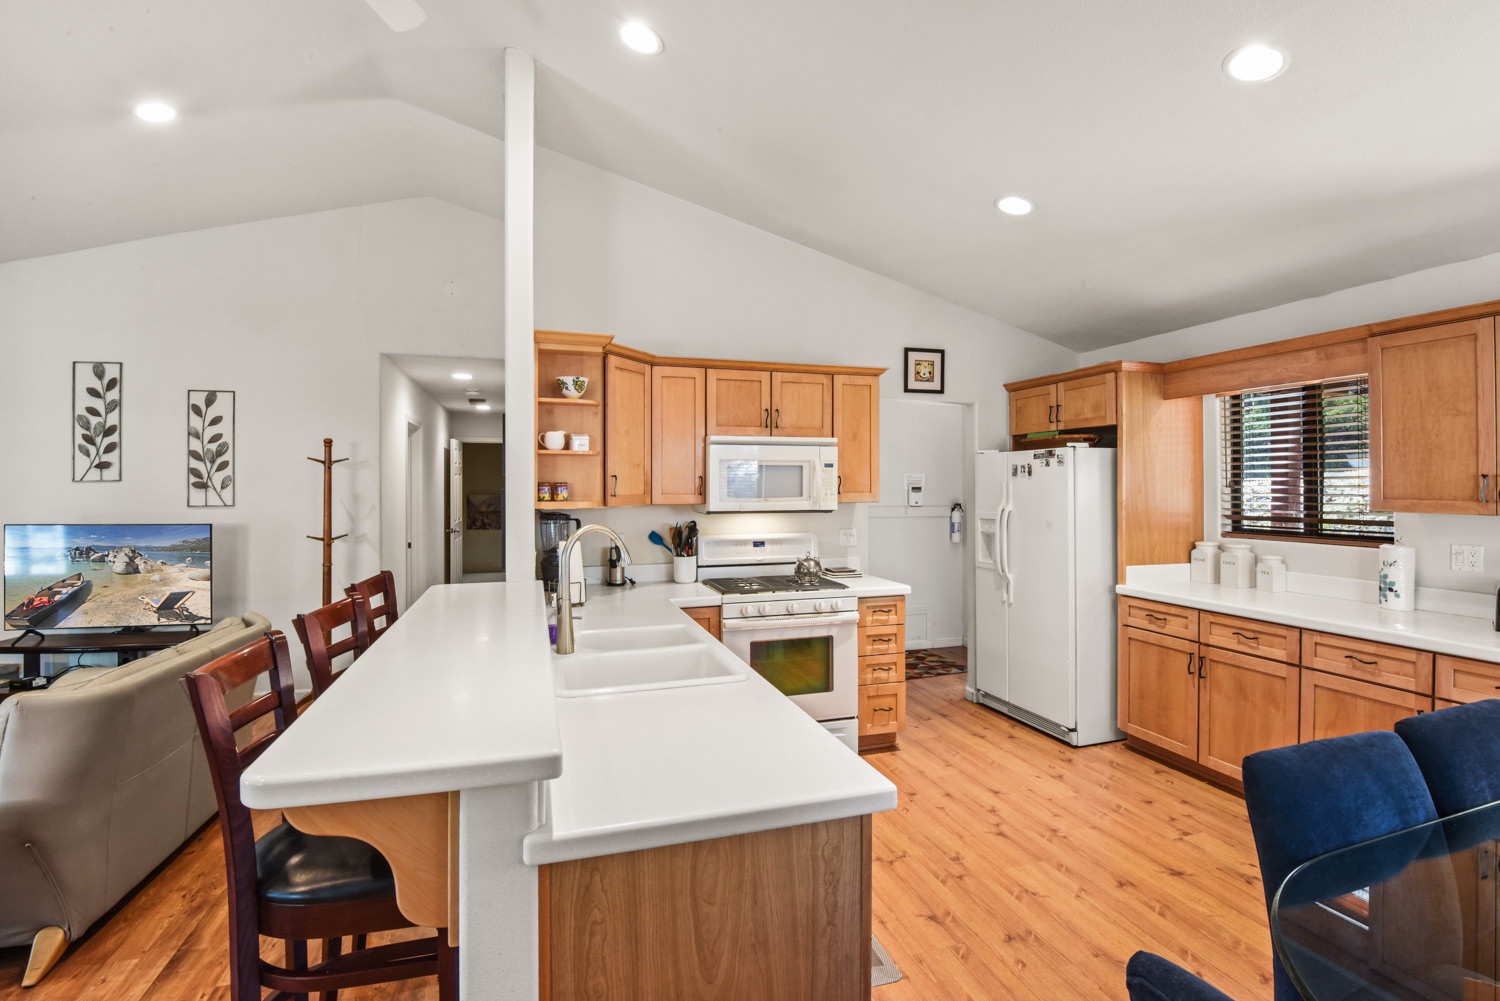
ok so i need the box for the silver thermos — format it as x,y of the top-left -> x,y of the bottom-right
605,545 -> 626,586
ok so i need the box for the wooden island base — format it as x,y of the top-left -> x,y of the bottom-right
539,815 -> 873,1001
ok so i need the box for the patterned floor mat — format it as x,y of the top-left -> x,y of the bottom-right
905,648 -> 966,680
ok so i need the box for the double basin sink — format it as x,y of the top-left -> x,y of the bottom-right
553,622 -> 748,697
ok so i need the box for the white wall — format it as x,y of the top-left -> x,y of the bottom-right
379,358 -> 450,608
529,147 -> 1076,581
0,197 -> 502,682
1082,250 -> 1500,597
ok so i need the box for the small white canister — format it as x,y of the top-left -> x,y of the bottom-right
1220,543 -> 1256,588
1378,543 -> 1415,611
1256,555 -> 1287,592
1190,541 -> 1221,584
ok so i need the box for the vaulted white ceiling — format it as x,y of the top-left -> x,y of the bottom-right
7,1 -> 1500,352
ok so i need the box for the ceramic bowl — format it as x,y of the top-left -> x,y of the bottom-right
557,375 -> 589,399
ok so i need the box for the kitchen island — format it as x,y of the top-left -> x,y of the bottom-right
240,578 -> 898,1001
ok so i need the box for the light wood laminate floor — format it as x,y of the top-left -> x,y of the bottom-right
0,673 -> 1270,1000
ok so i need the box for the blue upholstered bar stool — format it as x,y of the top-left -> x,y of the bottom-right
1125,952 -> 1237,1001
1242,731 -> 1439,1001
1395,699 -> 1500,815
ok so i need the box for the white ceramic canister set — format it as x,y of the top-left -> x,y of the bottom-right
1190,541 -> 1285,592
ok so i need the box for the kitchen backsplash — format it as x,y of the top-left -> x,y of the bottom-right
567,504 -> 866,571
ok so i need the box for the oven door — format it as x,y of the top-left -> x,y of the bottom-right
720,611 -> 859,721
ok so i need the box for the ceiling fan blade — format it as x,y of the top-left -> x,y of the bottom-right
365,0 -> 427,32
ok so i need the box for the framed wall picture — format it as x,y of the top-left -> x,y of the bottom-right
904,348 -> 945,394
73,361 -> 122,481
187,389 -> 235,506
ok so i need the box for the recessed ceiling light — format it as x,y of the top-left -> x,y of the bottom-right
619,21 -> 664,55
995,195 -> 1033,216
473,404 -> 492,411
452,371 -> 473,381
1223,43 -> 1288,82
134,101 -> 177,123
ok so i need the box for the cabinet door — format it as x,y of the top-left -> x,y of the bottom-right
1369,317 -> 1497,514
1118,626 -> 1198,759
1198,648 -> 1300,783
772,372 -> 834,437
682,605 -> 721,640
1057,372 -> 1117,430
604,355 -> 651,506
834,374 -> 880,502
1010,384 -> 1057,435
1435,654 -> 1500,704
859,681 -> 906,737
651,366 -> 706,505
1299,670 -> 1432,742
706,369 -> 772,435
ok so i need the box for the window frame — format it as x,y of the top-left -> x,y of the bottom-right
1219,377 -> 1394,547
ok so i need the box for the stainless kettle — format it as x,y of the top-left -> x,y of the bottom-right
794,551 -> 823,584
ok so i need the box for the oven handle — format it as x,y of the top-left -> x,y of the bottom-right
720,610 -> 861,631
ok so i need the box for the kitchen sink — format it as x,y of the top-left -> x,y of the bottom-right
571,623 -> 703,652
554,642 -> 748,697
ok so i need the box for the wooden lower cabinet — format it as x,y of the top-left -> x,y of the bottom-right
1436,654 -> 1500,704
858,596 -> 906,753
540,816 -> 873,1001
1198,647 -> 1299,783
682,605 -> 721,640
1299,670 -> 1432,742
1119,626 -> 1198,760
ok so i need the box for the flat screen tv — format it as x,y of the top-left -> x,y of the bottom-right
3,524 -> 213,631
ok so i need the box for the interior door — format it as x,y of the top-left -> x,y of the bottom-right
448,438 -> 463,583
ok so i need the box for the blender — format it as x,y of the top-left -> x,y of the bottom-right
537,512 -> 583,601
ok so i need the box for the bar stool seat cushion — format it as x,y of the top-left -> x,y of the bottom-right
255,822 -> 398,905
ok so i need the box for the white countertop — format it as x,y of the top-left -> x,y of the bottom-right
1119,564 -> 1500,664
242,575 -> 903,864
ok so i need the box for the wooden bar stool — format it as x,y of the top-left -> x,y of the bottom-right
346,570 -> 399,647
292,594 -> 365,697
181,630 -> 454,1001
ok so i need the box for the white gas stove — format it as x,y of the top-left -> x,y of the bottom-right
697,533 -> 860,751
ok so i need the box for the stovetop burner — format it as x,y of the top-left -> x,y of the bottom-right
701,575 -> 848,596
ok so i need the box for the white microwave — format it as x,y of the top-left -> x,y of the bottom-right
700,436 -> 839,513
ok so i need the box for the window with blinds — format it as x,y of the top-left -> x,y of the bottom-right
1220,377 -> 1394,543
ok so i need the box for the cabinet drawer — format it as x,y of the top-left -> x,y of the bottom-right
1434,654 -> 1500,704
859,653 -> 903,687
1202,613 -> 1299,664
858,596 -> 905,627
1301,631 -> 1434,694
859,623 -> 905,658
859,682 -> 906,736
1118,597 -> 1197,641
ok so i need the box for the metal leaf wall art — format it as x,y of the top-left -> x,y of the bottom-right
187,389 -> 235,506
73,361 -> 122,481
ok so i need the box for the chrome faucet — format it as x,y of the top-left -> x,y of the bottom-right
554,524 -> 632,654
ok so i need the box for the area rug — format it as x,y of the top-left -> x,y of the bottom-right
906,648 -> 966,680
872,936 -> 902,987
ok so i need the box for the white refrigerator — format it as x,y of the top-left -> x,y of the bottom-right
971,446 -> 1122,746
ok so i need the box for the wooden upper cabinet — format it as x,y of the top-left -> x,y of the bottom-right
1369,317 -> 1497,514
1010,384 -> 1058,435
652,366 -> 706,505
833,374 -> 879,502
706,369 -> 772,435
772,372 -> 833,437
1057,372 -> 1117,430
604,353 -> 651,507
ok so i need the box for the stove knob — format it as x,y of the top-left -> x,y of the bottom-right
759,603 -> 773,616
815,599 -> 830,612
740,605 -> 755,617
785,601 -> 800,614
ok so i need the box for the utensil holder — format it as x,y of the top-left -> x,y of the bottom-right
673,556 -> 696,584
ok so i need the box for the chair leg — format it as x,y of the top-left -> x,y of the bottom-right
321,936 -> 342,1001
21,926 -> 70,987
438,934 -> 459,1001
285,938 -> 309,1001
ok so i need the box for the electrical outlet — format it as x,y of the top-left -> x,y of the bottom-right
839,528 -> 857,547
1451,544 -> 1485,573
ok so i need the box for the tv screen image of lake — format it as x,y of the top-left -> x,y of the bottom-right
3,524 -> 212,630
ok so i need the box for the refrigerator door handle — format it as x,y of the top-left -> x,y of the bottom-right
998,504 -> 1014,604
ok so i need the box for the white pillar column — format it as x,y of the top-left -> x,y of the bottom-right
503,46 -> 537,589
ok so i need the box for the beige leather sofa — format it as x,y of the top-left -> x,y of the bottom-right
0,612 -> 270,985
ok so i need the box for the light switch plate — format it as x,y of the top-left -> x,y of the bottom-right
839,528 -> 857,546
1451,543 -> 1484,573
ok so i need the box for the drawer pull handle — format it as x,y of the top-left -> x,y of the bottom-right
873,666 -> 892,673
873,637 -> 892,645
1144,613 -> 1167,623
1231,631 -> 1259,642
1347,655 -> 1378,666
874,707 -> 893,714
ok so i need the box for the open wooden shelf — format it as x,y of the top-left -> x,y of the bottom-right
535,501 -> 596,511
537,397 -> 600,407
536,449 -> 600,457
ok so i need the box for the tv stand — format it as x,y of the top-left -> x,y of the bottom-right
0,630 -> 186,679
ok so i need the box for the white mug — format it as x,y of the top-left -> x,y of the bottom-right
537,430 -> 565,450
569,433 -> 591,451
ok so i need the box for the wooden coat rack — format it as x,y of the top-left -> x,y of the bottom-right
307,437 -> 349,606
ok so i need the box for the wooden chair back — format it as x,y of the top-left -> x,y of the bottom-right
346,570 -> 399,646
292,594 -> 364,697
181,631 -> 299,999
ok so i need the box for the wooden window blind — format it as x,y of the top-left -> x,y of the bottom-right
1220,378 -> 1394,543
